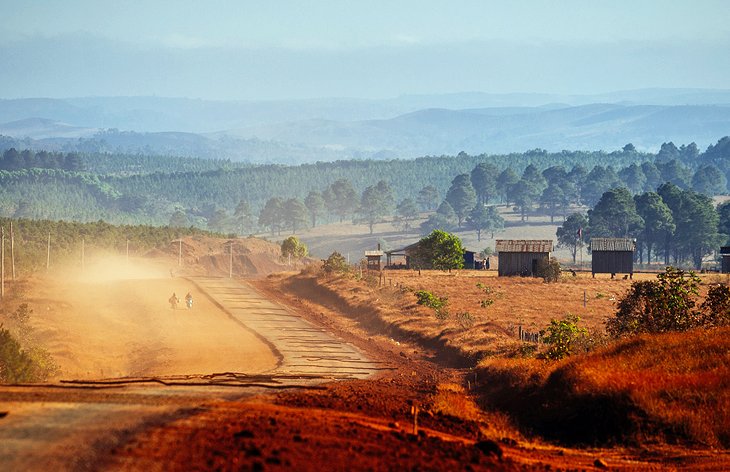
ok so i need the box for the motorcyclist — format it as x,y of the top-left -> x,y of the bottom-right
185,292 -> 193,309
169,292 -> 179,309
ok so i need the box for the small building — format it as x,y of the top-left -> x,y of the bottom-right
364,250 -> 384,271
385,241 -> 477,269
590,238 -> 636,278
721,247 -> 730,273
495,240 -> 553,277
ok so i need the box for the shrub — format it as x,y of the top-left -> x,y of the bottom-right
415,290 -> 449,318
541,314 -> 588,360
322,251 -> 349,274
411,230 -> 465,271
456,311 -> 476,329
281,236 -> 308,259
699,284 -> 730,328
0,325 -> 57,383
535,257 -> 561,283
607,267 -> 702,337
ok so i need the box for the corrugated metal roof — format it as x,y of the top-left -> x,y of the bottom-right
495,239 -> 553,253
590,238 -> 636,252
364,250 -> 384,257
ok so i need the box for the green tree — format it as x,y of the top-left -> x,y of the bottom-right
357,180 -> 395,234
692,164 -> 727,195
281,235 -> 308,259
511,178 -> 540,221
556,213 -> 588,263
395,198 -> 419,232
304,191 -> 325,228
588,187 -> 643,238
467,204 -> 504,241
283,198 -> 308,234
445,174 -> 477,228
323,178 -> 357,222
496,168 -> 519,204
641,161 -> 663,191
658,159 -> 691,189
674,190 -> 721,269
417,185 -> 439,211
718,201 -> 730,243
656,141 -> 680,162
412,230 -> 465,271
540,183 -> 565,223
618,163 -> 647,194
470,162 -> 498,205
258,197 -> 284,235
634,192 -> 675,264
233,199 -> 255,235
581,165 -> 620,206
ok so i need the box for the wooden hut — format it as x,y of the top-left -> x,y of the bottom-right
495,240 -> 553,276
364,250 -> 384,271
721,247 -> 730,273
590,238 -> 636,278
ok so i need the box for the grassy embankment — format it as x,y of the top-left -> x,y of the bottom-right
276,267 -> 730,448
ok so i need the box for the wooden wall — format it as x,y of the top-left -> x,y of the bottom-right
592,251 -> 634,275
497,252 -> 549,276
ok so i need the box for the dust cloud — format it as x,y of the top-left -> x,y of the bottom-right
28,253 -> 278,380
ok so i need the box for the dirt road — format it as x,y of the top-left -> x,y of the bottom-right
0,256 -> 382,470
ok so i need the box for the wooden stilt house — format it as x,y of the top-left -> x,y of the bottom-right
590,238 -> 636,278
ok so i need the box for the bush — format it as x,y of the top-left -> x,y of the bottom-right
541,314 -> 588,360
535,257 -> 561,283
0,325 -> 57,383
456,311 -> 475,329
415,290 -> 449,318
322,251 -> 350,274
607,267 -> 702,337
281,236 -> 308,259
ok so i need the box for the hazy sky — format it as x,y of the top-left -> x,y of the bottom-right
1,0 -> 729,99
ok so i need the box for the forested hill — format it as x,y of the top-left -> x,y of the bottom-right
0,138 -> 728,231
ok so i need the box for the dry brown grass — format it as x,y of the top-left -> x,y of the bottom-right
289,267 -> 730,448
479,328 -> 730,447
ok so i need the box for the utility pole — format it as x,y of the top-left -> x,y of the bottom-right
1,227 -> 5,299
10,221 -> 15,281
81,238 -> 85,272
229,241 -> 233,278
47,232 -> 51,272
179,239 -> 182,267
126,239 -> 129,265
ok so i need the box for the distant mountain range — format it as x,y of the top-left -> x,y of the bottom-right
1,89 -> 729,162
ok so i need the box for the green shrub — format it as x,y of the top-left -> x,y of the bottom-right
456,311 -> 475,329
0,325 -> 57,383
322,251 -> 350,274
541,314 -> 588,360
415,290 -> 449,319
281,236 -> 308,259
607,267 -> 702,337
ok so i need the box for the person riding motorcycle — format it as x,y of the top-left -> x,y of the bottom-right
185,292 -> 193,309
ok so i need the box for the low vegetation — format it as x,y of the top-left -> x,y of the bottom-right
0,304 -> 59,383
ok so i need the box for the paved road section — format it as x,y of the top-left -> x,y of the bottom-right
189,276 -> 388,380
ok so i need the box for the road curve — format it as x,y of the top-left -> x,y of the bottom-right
0,276 -> 385,470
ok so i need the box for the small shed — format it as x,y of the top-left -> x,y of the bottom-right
590,238 -> 636,278
495,240 -> 553,277
364,250 -> 384,271
721,246 -> 730,273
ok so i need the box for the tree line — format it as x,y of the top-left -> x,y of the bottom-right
556,183 -> 729,269
0,138 -> 728,234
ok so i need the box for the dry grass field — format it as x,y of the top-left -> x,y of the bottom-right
273,266 -> 730,448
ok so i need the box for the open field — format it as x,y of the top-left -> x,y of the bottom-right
260,265 -> 730,452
